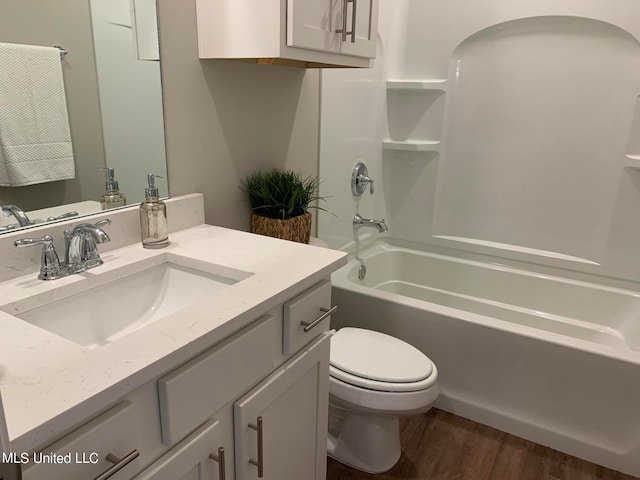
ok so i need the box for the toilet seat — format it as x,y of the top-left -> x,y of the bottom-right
331,328 -> 432,383
329,364 -> 437,392
329,365 -> 439,415
329,327 -> 435,392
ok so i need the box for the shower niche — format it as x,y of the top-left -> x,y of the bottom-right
384,80 -> 446,153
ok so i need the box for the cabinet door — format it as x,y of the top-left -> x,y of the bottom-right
134,419 -> 224,480
234,333 -> 331,480
338,0 -> 379,58
287,0 -> 342,54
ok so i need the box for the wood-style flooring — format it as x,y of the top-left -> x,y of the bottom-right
326,409 -> 638,480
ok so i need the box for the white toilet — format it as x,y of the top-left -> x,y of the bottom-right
327,327 -> 438,473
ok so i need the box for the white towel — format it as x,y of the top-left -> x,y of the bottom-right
0,42 -> 75,186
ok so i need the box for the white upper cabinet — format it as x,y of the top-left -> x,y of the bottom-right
337,0 -> 379,58
288,0 -> 378,59
196,0 -> 379,67
286,0 -> 342,54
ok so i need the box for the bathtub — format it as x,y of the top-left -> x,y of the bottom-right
330,240 -> 640,477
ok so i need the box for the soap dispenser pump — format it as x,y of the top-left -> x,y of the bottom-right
139,173 -> 169,249
100,167 -> 126,209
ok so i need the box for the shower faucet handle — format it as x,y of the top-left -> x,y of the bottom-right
351,161 -> 375,196
357,173 -> 375,194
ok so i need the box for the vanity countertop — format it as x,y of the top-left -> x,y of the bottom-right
0,224 -> 346,453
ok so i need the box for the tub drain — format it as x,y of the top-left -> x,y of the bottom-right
358,264 -> 367,280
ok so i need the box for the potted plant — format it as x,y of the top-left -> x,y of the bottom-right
240,169 -> 323,243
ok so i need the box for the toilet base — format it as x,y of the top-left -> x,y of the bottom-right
327,405 -> 401,474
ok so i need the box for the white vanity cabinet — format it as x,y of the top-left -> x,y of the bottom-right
133,419 -> 222,480
20,402 -> 141,480
195,0 -> 378,68
8,279 -> 334,480
234,333 -> 330,480
139,332 -> 330,480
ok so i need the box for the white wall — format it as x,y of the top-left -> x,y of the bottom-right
157,0 -> 320,232
319,0 -> 640,286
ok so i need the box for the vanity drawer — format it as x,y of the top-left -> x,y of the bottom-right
22,401 -> 139,480
158,314 -> 279,446
283,280 -> 334,355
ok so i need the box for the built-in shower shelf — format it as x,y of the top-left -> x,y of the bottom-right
623,154 -> 640,169
386,80 -> 447,92
382,139 -> 440,152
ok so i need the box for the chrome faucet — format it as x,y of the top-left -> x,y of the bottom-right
13,219 -> 111,280
353,214 -> 389,233
14,235 -> 66,280
1,204 -> 32,227
64,219 -> 112,273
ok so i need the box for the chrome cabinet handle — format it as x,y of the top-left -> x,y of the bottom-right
336,0 -> 348,41
336,0 -> 356,42
93,450 -> 139,480
350,0 -> 357,43
209,446 -> 226,480
248,416 -> 264,478
301,305 -> 338,333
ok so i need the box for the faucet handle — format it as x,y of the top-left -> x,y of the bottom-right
95,218 -> 111,228
46,211 -> 79,222
14,235 -> 54,249
357,174 -> 375,194
14,235 -> 66,280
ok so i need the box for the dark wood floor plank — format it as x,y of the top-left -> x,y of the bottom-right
326,409 -> 639,480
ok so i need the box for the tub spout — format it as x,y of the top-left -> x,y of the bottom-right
353,214 -> 388,233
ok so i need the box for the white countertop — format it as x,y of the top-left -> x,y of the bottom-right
0,224 -> 346,453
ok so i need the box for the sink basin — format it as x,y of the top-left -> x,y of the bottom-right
15,262 -> 243,350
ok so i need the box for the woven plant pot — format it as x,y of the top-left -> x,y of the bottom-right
251,212 -> 312,244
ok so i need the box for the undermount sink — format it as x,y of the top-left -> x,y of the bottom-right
14,261 -> 246,350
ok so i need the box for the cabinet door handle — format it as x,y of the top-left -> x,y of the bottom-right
248,416 -> 264,478
93,449 -> 139,480
350,0 -> 357,43
336,0 -> 356,42
301,305 -> 338,333
209,446 -> 226,480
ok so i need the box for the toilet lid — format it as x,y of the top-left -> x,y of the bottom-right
330,328 -> 433,384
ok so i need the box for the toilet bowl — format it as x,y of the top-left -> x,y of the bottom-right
327,327 -> 438,474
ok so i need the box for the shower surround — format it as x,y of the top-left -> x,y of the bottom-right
319,0 -> 640,476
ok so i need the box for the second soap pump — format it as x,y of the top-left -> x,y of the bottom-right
100,167 -> 126,209
140,173 -> 169,249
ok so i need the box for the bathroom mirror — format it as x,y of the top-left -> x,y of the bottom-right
0,0 -> 168,233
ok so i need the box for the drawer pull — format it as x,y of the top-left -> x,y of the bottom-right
248,416 -> 264,477
301,305 -> 338,333
209,446 -> 226,480
93,449 -> 139,480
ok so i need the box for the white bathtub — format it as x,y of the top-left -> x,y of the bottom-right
330,240 -> 640,477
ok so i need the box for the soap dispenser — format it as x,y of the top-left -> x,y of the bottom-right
140,173 -> 169,249
100,167 -> 126,209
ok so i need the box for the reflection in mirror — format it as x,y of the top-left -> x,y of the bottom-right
0,0 -> 168,234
